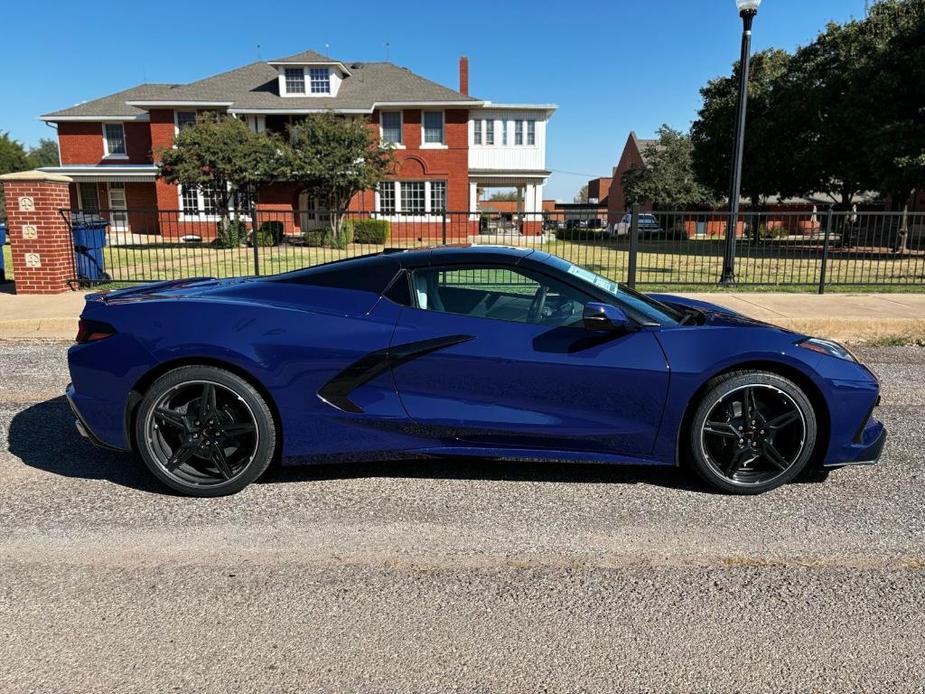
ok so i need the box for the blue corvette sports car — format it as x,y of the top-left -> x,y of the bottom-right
67,246 -> 885,497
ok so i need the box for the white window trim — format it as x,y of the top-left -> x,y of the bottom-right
280,66 -> 337,98
379,110 -> 405,149
178,183 -> 252,222
374,180 -> 448,221
107,182 -> 130,232
76,182 -> 100,212
473,119 -> 483,146
421,110 -> 446,148
283,67 -> 307,95
102,122 -> 128,159
308,67 -> 332,95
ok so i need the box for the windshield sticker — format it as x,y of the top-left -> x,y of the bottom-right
566,264 -> 620,294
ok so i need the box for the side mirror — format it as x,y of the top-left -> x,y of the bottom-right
583,302 -> 632,332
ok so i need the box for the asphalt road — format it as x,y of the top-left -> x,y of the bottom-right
1,340 -> 924,693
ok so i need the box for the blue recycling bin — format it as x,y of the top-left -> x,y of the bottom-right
0,222 -> 7,282
71,214 -> 110,284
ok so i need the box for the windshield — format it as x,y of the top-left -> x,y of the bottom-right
545,256 -> 683,325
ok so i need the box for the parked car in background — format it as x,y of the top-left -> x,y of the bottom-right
608,213 -> 665,239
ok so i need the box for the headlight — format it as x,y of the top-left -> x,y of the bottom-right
797,337 -> 858,362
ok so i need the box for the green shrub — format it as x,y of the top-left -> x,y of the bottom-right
214,219 -> 247,248
556,227 -> 604,242
251,220 -> 284,247
758,224 -> 788,240
350,218 -> 390,244
302,228 -> 327,247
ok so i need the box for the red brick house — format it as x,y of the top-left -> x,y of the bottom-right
40,50 -> 556,239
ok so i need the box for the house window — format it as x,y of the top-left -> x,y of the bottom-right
514,120 -> 524,146
377,181 -> 446,215
309,68 -> 331,94
423,111 -> 445,145
379,182 -> 396,213
527,120 -> 536,146
486,120 -> 495,146
103,123 -> 126,156
179,183 -> 247,218
502,119 -> 509,146
285,68 -> 306,94
431,181 -> 447,212
180,186 -> 199,216
381,111 -> 402,144
176,111 -> 197,130
78,183 -> 100,213
473,119 -> 483,145
401,182 -> 426,214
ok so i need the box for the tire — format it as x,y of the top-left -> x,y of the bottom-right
134,365 -> 277,497
687,370 -> 817,495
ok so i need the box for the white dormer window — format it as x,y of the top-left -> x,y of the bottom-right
285,68 -> 306,94
309,68 -> 331,94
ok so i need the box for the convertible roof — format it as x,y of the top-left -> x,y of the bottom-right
270,245 -> 540,294
391,245 -> 536,268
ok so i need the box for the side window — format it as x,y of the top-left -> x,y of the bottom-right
410,266 -> 593,327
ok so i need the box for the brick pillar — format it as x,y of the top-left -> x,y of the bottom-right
0,170 -> 75,294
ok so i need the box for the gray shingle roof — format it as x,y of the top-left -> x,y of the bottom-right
41,84 -> 176,119
42,53 -> 478,119
269,49 -> 338,63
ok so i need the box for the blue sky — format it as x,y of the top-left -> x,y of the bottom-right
3,0 -> 866,200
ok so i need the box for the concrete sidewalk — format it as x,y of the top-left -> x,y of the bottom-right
0,288 -> 924,343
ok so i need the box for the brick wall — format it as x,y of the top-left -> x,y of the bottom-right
0,172 -> 76,294
58,121 -> 152,165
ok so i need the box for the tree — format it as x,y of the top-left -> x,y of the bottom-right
0,132 -> 31,221
858,0 -> 925,207
156,112 -> 284,238
28,138 -> 60,169
621,125 -> 716,209
489,190 -> 518,201
691,49 -> 792,209
280,112 -> 394,246
573,184 -> 589,203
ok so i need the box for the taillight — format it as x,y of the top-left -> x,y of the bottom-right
75,319 -> 116,344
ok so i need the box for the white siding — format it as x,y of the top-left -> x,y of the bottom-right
468,109 -> 548,172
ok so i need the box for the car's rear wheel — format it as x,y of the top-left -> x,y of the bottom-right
135,365 -> 277,497
688,371 -> 817,495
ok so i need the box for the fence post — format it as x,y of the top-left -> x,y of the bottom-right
627,203 -> 640,289
818,206 -> 833,295
441,211 -> 447,246
252,205 -> 260,277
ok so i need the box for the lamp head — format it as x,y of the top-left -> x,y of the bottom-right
736,0 -> 761,14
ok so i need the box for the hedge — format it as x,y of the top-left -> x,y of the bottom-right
347,218 -> 390,244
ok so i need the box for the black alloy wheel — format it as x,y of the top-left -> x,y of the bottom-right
689,371 -> 817,494
136,366 -> 276,496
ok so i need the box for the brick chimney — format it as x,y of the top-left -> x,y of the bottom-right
459,56 -> 469,96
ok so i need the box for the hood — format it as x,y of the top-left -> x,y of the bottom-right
649,293 -> 799,333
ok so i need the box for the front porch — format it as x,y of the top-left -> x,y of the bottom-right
469,170 -> 550,236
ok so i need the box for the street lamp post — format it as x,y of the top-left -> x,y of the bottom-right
720,0 -> 761,286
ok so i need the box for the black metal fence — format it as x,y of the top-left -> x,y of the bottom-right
61,206 -> 925,292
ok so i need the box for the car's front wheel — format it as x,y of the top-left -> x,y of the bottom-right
135,365 -> 277,497
688,371 -> 817,495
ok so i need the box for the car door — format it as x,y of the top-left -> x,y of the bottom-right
389,263 -> 670,457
